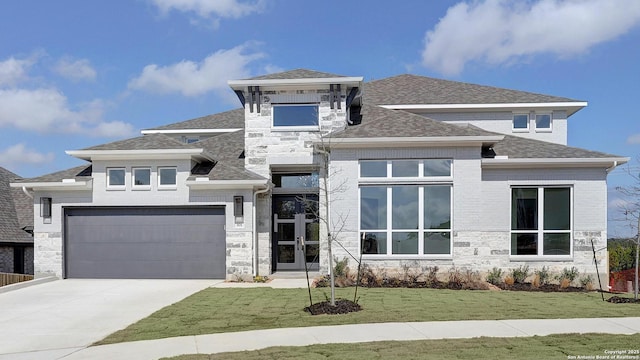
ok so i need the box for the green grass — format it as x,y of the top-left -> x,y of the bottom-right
161,333 -> 640,360
97,287 -> 639,345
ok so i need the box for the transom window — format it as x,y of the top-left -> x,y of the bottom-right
132,168 -> 151,188
158,167 -> 177,188
272,104 -> 319,127
107,168 -> 125,189
273,172 -> 319,188
359,159 -> 452,257
512,114 -> 529,131
511,187 -> 572,256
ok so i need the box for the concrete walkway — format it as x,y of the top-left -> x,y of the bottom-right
57,317 -> 640,360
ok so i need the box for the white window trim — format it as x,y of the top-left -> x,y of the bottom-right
534,112 -> 553,133
271,103 -> 320,131
132,167 -> 152,190
512,113 -> 530,132
358,159 -> 454,259
510,186 -> 573,261
106,167 -> 126,190
158,167 -> 177,190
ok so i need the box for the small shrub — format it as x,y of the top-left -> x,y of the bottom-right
534,266 -> 551,286
334,257 -> 349,277
556,267 -> 579,286
401,262 -> 422,283
253,275 -> 268,283
486,267 -> 503,286
510,265 -> 530,284
579,275 -> 594,290
560,277 -> 571,289
531,274 -> 540,288
425,266 -> 440,286
448,267 -> 463,289
313,275 -> 330,287
462,269 -> 487,290
504,275 -> 515,286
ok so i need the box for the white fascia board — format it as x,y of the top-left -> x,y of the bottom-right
185,179 -> 268,190
10,180 -> 92,191
140,128 -> 242,135
380,102 -> 588,116
228,77 -> 363,90
481,157 -> 629,169
324,135 -> 504,148
66,149 -> 212,161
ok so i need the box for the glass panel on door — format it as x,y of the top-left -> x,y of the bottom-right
273,194 -> 319,271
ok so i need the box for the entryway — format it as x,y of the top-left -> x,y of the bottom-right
272,194 -> 319,271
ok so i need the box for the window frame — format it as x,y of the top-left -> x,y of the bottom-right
358,159 -> 453,259
271,103 -> 320,131
158,167 -> 177,189
512,113 -> 530,132
510,186 -> 573,259
132,167 -> 152,190
106,167 -> 126,190
534,113 -> 553,132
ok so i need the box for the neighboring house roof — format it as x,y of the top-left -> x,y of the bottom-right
143,108 -> 245,131
331,105 -> 501,139
246,69 -> 348,80
0,167 -> 33,243
364,74 -> 581,105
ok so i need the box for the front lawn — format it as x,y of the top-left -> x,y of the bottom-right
97,287 -> 639,345
161,333 -> 640,360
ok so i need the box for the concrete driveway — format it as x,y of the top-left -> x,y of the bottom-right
0,278 -> 221,359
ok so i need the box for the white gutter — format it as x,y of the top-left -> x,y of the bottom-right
10,180 -> 92,191
252,185 -> 272,276
66,149 -> 213,162
21,186 -> 33,199
185,179 -> 268,190
606,160 -> 621,173
228,77 -> 363,90
325,135 -> 504,148
379,101 -> 588,116
482,157 -> 630,169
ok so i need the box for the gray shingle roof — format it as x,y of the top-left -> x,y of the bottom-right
246,69 -> 347,80
491,135 -> 620,159
0,167 -> 33,243
83,133 -> 198,151
331,105 -> 498,139
145,108 -> 245,131
364,74 -> 580,105
14,164 -> 93,183
192,130 -> 266,181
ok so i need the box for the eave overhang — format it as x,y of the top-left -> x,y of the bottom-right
481,157 -> 629,169
10,179 -> 93,191
185,179 -> 269,190
380,102 -> 588,117
228,77 -> 363,91
65,149 -> 214,162
322,135 -> 505,149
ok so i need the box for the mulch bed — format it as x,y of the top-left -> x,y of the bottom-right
305,299 -> 362,315
606,296 -> 640,304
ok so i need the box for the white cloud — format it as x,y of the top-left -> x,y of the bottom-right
128,43 -> 265,96
422,0 -> 640,75
0,88 -> 135,138
151,0 -> 263,19
54,57 -> 97,82
627,133 -> 640,144
0,57 -> 35,87
0,143 -> 55,167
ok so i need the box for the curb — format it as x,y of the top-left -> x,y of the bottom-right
0,276 -> 58,294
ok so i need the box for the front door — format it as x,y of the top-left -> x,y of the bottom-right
273,195 -> 319,271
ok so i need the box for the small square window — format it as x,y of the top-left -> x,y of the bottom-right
535,114 -> 552,130
159,167 -> 177,188
107,168 -> 125,188
132,168 -> 151,188
513,114 -> 529,130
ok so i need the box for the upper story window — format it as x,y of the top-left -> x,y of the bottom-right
272,104 -> 319,128
107,168 -> 125,189
512,114 -> 529,131
535,114 -> 552,131
132,168 -> 151,189
182,136 -> 200,144
158,167 -> 177,188
511,187 -> 571,257
360,159 -> 452,179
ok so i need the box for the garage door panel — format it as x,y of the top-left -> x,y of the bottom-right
65,207 -> 226,279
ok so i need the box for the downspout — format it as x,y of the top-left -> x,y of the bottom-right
252,184 -> 271,277
606,160 -> 618,173
22,186 -> 34,199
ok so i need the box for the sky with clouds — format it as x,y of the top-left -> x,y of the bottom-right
1,0 -> 639,236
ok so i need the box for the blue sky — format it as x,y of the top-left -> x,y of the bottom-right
1,0 -> 639,237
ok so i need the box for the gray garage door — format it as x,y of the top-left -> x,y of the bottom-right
64,207 -> 226,279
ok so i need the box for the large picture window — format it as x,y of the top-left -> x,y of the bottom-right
511,187 -> 571,256
359,159 -> 452,257
273,104 -> 319,127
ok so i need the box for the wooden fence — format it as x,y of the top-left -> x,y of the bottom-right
0,272 -> 34,287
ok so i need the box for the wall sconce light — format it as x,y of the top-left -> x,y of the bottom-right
233,196 -> 243,217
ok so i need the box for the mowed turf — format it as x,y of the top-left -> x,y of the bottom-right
160,333 -> 640,360
97,287 -> 639,345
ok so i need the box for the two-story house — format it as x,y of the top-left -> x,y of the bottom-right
12,69 -> 627,285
